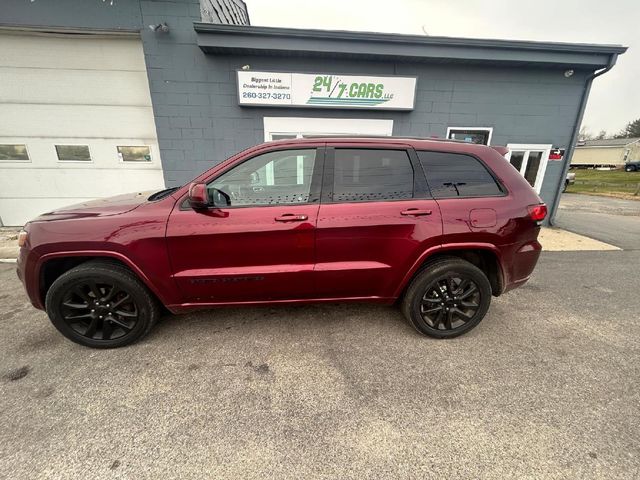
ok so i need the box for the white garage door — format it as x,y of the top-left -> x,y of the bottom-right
0,30 -> 165,226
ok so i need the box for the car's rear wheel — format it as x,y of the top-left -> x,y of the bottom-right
625,165 -> 636,172
45,260 -> 159,348
401,257 -> 492,338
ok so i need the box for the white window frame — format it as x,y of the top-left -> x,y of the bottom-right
506,143 -> 552,194
0,143 -> 31,163
263,117 -> 394,142
263,117 -> 394,186
446,127 -> 493,146
55,143 -> 93,163
117,145 -> 153,164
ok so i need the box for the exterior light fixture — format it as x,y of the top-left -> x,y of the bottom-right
564,69 -> 574,78
241,65 -> 251,70
149,22 -> 170,33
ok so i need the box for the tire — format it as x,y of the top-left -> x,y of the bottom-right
45,260 -> 159,348
625,166 -> 635,172
401,257 -> 492,339
562,180 -> 569,192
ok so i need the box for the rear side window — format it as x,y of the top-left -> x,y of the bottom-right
417,151 -> 503,198
333,149 -> 413,202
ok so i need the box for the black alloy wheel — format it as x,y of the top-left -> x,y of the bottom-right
60,281 -> 139,341
420,276 -> 481,331
45,260 -> 159,348
402,257 -> 492,338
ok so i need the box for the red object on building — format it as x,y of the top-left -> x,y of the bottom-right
548,149 -> 565,161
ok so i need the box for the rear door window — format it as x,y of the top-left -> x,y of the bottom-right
332,149 -> 414,202
417,151 -> 503,198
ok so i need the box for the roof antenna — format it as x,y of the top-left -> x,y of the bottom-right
421,25 -> 429,35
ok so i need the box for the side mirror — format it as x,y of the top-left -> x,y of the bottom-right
188,182 -> 210,209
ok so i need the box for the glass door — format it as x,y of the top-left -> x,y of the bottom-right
506,144 -> 552,194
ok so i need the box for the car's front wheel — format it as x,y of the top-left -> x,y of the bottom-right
625,165 -> 636,172
401,257 -> 492,338
45,260 -> 159,348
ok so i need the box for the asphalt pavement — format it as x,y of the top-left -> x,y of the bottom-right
1,251 -> 639,479
555,193 -> 640,250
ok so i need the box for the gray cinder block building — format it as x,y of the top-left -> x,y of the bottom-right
0,0 -> 627,225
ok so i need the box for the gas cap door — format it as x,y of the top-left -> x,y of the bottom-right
469,208 -> 497,229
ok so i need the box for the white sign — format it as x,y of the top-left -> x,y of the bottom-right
237,71 -> 416,110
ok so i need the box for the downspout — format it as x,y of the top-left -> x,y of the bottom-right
549,53 -> 619,225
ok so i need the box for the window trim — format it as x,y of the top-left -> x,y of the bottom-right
117,145 -> 153,164
0,143 -> 31,163
55,144 -> 93,163
263,117 -> 394,142
505,143 -> 552,194
322,146 -> 429,205
416,149 -> 508,200
446,127 -> 493,146
182,147 -> 325,210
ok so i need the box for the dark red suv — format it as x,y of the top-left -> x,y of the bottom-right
17,137 -> 546,348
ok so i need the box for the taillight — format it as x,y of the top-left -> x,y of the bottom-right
528,204 -> 547,222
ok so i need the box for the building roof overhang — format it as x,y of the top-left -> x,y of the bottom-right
194,23 -> 627,69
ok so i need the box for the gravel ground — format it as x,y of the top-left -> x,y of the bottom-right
1,251 -> 639,479
0,228 -> 20,259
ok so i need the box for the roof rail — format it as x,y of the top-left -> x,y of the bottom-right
294,135 -> 471,144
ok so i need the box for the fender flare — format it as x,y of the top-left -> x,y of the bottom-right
393,242 -> 506,298
35,250 -> 170,308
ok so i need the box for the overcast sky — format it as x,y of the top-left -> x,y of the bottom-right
245,0 -> 638,136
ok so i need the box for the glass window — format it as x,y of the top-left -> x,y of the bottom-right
56,145 -> 91,161
117,146 -> 151,162
208,149 -> 316,207
0,144 -> 29,161
509,151 -> 525,172
523,151 -> 543,187
418,151 -> 503,198
333,149 -> 413,202
447,128 -> 491,145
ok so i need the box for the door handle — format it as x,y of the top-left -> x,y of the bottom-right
400,208 -> 433,216
275,213 -> 308,222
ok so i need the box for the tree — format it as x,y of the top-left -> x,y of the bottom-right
614,118 -> 640,139
594,130 -> 607,140
579,125 -> 593,141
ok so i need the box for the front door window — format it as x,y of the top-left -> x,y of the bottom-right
208,149 -> 317,206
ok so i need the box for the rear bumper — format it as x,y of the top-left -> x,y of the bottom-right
501,239 -> 542,293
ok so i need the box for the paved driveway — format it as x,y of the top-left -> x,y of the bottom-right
1,252 -> 639,479
555,193 -> 640,250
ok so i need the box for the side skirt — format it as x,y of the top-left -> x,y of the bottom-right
165,296 -> 397,314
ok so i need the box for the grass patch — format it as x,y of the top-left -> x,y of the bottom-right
566,169 -> 640,196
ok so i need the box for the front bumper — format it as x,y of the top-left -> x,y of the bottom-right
16,245 -> 44,310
